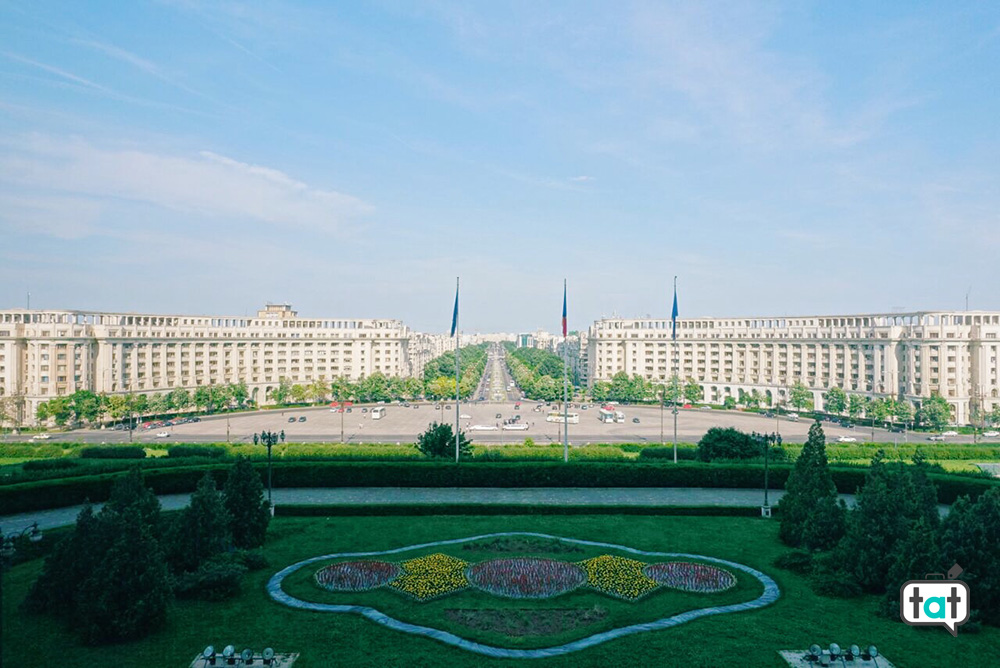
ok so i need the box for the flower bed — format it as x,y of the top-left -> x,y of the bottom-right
389,553 -> 469,600
643,562 -> 737,593
579,555 -> 659,600
315,560 -> 401,592
467,558 -> 586,599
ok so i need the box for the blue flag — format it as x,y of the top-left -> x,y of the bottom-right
671,278 -> 678,340
450,280 -> 459,337
562,280 -> 567,337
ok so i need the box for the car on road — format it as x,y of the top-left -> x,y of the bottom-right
460,414 -> 471,419
288,417 -> 296,422
632,417 -> 640,423
189,416 -> 201,422
434,404 -> 441,410
837,436 -> 857,443
928,435 -> 946,441
941,430 -> 958,436
31,433 -> 51,440
445,405 -> 451,410
495,413 -> 503,419
469,424 -> 498,431
361,408 -> 368,413
155,431 -> 170,438
762,412 -> 774,418
112,424 -> 126,431
346,408 -> 352,413
889,426 -> 905,433
299,416 -> 307,422
984,431 -> 1000,438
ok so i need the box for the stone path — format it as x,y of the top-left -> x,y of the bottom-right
0,487 -> 950,535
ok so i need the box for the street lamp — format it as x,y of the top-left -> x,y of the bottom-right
2,522 -> 44,654
753,431 -> 779,517
257,430 -> 278,515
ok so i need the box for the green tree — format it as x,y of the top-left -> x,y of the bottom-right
25,504 -> 105,618
401,377 -> 424,400
271,378 -> 292,404
789,381 -> 812,411
918,393 -> 952,431
697,427 -> 757,462
76,507 -> 172,644
106,466 -> 163,533
289,383 -> 308,404
990,404 -> 1000,428
938,488 -> 1000,625
847,394 -> 867,419
223,456 -> 270,549
69,389 -> 102,423
229,381 -> 249,408
168,473 -> 232,573
426,376 -> 456,400
867,397 -> 890,424
357,372 -> 392,403
881,517 -> 941,618
683,378 -> 703,404
894,399 -> 914,426
823,387 -> 847,414
744,389 -> 764,409
416,421 -> 471,459
591,381 -> 611,403
778,421 -> 843,549
193,386 -> 211,411
168,388 -> 191,411
723,396 -> 737,410
330,376 -> 355,403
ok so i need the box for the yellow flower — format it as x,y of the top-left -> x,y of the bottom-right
579,555 -> 659,600
389,553 -> 469,600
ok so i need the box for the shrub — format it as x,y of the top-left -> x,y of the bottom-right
223,456 -> 270,550
232,549 -> 269,571
22,459 -> 79,471
697,428 -> 759,461
167,446 -> 227,459
80,446 -> 146,459
173,557 -> 247,601
639,447 -> 699,461
417,422 -> 471,459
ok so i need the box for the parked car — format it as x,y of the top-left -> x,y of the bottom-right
346,408 -> 352,413
189,416 -> 201,422
941,430 -> 959,436
32,433 -> 51,440
298,416 -> 307,422
983,431 -> 999,438
361,408 -> 368,413
837,436 -> 857,443
928,435 -> 945,441
288,417 -> 296,422
460,414 -> 471,419
632,417 -> 640,424
155,431 -> 170,438
496,413 -> 503,419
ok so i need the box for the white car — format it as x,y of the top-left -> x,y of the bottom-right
837,436 -> 857,443
983,431 -> 999,438
31,433 -> 51,440
941,430 -> 959,436
468,424 -> 499,431
928,435 -> 945,441
155,431 -> 170,438
460,414 -> 471,419
502,423 -> 529,430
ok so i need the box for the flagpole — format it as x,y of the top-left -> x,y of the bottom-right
455,277 -> 461,464
562,278 -> 569,463
672,276 -> 678,464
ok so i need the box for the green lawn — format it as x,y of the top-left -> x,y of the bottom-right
3,515 -> 997,667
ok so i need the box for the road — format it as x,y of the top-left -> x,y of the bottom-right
25,402 -> 952,446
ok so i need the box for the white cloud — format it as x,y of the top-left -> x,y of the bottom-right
569,175 -> 594,182
0,135 -> 372,235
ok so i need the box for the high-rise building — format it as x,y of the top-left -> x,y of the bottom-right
0,305 -> 410,425
586,311 -> 1000,424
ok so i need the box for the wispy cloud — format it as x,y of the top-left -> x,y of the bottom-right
569,175 -> 594,182
71,39 -> 211,100
2,51 -> 110,92
0,135 -> 373,236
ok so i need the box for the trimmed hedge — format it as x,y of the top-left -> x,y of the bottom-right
167,446 -> 227,459
79,446 -> 146,459
21,459 -> 80,472
273,503 -> 769,517
1,460 -> 995,515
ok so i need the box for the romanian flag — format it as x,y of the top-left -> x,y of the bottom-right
450,279 -> 459,337
671,277 -> 678,341
562,280 -> 567,337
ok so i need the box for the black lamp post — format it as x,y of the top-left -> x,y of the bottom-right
2,522 -> 43,657
753,431 -> 780,516
257,431 -> 278,514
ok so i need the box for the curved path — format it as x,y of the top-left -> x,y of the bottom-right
266,531 -> 781,659
0,487 -> 950,535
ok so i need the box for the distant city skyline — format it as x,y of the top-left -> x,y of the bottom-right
2,2 -> 999,331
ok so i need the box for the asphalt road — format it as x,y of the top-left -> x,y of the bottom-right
27,402 -> 947,445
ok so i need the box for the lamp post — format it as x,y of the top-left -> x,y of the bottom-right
753,432 -> 779,517
2,522 -> 43,657
257,431 -> 277,514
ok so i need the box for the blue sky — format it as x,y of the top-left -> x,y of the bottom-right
1,1 -> 998,332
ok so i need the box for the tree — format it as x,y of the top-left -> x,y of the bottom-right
417,421 -> 471,459
270,378 -> 292,405
990,404 -> 1000,428
789,381 -> 812,411
106,466 -> 163,533
683,378 -> 703,404
918,393 -> 952,432
229,381 -> 249,408
223,456 -> 270,549
697,427 -> 758,462
69,389 -> 102,423
168,473 -> 232,573
76,507 -> 172,644
847,394 -> 867,419
330,376 -> 355,403
823,387 -> 847,415
881,517 -> 941,618
894,399 -> 914,427
193,386 -> 211,411
867,397 -> 890,424
168,388 -> 191,411
590,381 -> 611,403
426,376 -> 455,400
723,396 -> 737,410
289,383 -> 308,404
938,488 -> 1000,625
106,394 -> 130,421
778,421 -> 843,548
744,389 -> 764,409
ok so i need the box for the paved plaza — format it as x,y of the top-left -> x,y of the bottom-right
39,401 -> 930,446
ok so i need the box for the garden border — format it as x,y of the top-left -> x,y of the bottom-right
266,531 -> 781,659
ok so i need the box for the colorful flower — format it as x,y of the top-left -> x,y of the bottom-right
643,562 -> 737,593
389,553 -> 469,600
579,555 -> 659,600
467,558 -> 586,599
315,560 -> 401,592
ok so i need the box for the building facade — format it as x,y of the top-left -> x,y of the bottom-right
0,305 -> 410,425
586,311 -> 1000,424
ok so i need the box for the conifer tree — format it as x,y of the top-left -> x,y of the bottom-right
223,455 -> 270,549
778,420 -> 839,547
168,473 -> 232,573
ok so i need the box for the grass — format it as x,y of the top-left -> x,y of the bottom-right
3,515 -> 997,667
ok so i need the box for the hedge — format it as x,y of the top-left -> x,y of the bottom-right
1,461 -> 995,514
79,446 -> 146,459
167,446 -> 228,459
273,504 -> 770,517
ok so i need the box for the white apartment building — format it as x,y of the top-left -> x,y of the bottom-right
586,311 -> 1000,424
0,304 -> 410,424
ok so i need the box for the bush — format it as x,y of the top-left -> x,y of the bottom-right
639,447 -> 699,461
697,427 -> 759,462
80,446 -> 146,459
173,557 -> 247,601
773,550 -> 814,575
167,446 -> 227,459
232,549 -> 269,571
22,459 -> 80,471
